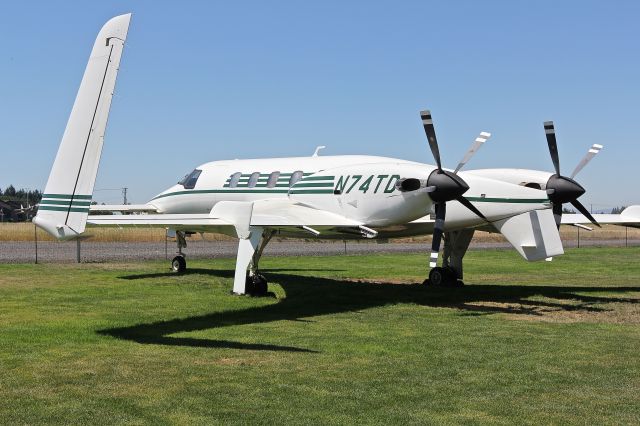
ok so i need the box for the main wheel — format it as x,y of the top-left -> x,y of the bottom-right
171,255 -> 186,273
428,267 -> 446,286
427,267 -> 458,287
247,274 -> 268,296
442,267 -> 459,286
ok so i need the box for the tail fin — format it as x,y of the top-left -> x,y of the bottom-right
34,14 -> 131,239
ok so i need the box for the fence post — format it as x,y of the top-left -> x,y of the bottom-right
34,224 -> 38,264
626,226 -> 628,248
577,226 -> 580,248
165,230 -> 168,260
76,239 -> 81,263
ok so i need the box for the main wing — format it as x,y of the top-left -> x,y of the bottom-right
87,199 -> 364,236
561,205 -> 640,229
89,204 -> 158,213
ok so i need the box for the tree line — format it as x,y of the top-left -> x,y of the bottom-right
0,185 -> 42,204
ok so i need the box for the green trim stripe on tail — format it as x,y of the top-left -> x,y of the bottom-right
38,206 -> 90,213
42,194 -> 92,200
39,193 -> 92,212
39,200 -> 92,206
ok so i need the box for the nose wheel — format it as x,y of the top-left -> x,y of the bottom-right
171,255 -> 186,273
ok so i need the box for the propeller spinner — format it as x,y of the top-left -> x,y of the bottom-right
420,110 -> 490,268
543,121 -> 603,228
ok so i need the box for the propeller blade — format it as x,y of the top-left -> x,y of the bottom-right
544,121 -> 561,176
420,110 -> 442,171
570,199 -> 601,228
456,196 -> 486,220
570,144 -> 603,179
430,202 -> 446,268
454,132 -> 491,174
552,203 -> 563,229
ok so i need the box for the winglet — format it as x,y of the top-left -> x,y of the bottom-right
210,201 -> 254,239
493,209 -> 564,261
34,14 -> 132,240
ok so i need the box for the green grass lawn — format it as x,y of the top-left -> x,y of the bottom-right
0,247 -> 639,424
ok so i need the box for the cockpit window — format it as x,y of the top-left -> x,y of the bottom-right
181,169 -> 202,189
289,171 -> 304,187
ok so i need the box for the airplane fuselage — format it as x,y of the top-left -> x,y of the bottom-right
149,155 -> 553,238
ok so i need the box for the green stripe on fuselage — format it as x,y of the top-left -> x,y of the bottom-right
465,197 -> 549,203
292,182 -> 334,188
299,176 -> 334,181
288,189 -> 334,194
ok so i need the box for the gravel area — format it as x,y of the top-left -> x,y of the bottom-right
1,239 -> 638,264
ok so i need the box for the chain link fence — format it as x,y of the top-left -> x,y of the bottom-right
0,223 -> 638,264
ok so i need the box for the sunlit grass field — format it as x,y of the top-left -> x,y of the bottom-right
1,248 -> 639,424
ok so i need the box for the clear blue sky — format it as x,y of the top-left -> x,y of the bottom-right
1,0 -> 638,209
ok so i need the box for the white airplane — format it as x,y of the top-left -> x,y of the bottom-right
34,14 -> 640,295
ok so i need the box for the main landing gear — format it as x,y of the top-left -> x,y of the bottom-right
246,273 -> 268,296
167,227 -> 274,297
425,266 -> 463,287
424,229 -> 474,288
242,229 -> 275,297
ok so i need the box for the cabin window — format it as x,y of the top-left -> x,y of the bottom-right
289,170 -> 303,186
181,169 -> 202,189
248,172 -> 260,188
267,171 -> 280,188
228,172 -> 241,188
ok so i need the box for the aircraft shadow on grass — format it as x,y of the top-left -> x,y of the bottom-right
99,268 -> 639,353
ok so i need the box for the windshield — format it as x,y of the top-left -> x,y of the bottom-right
179,169 -> 202,189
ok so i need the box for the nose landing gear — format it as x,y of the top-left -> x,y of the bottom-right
171,255 -> 186,273
170,230 -> 188,273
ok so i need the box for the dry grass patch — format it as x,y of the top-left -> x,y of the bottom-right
465,292 -> 640,324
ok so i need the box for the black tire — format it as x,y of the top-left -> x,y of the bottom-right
443,267 -> 458,284
249,274 -> 268,296
428,267 -> 461,287
428,267 -> 446,287
171,255 -> 186,273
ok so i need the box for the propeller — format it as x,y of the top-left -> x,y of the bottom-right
420,110 -> 491,268
543,121 -> 602,228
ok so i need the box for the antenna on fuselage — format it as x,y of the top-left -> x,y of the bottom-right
312,146 -> 326,157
